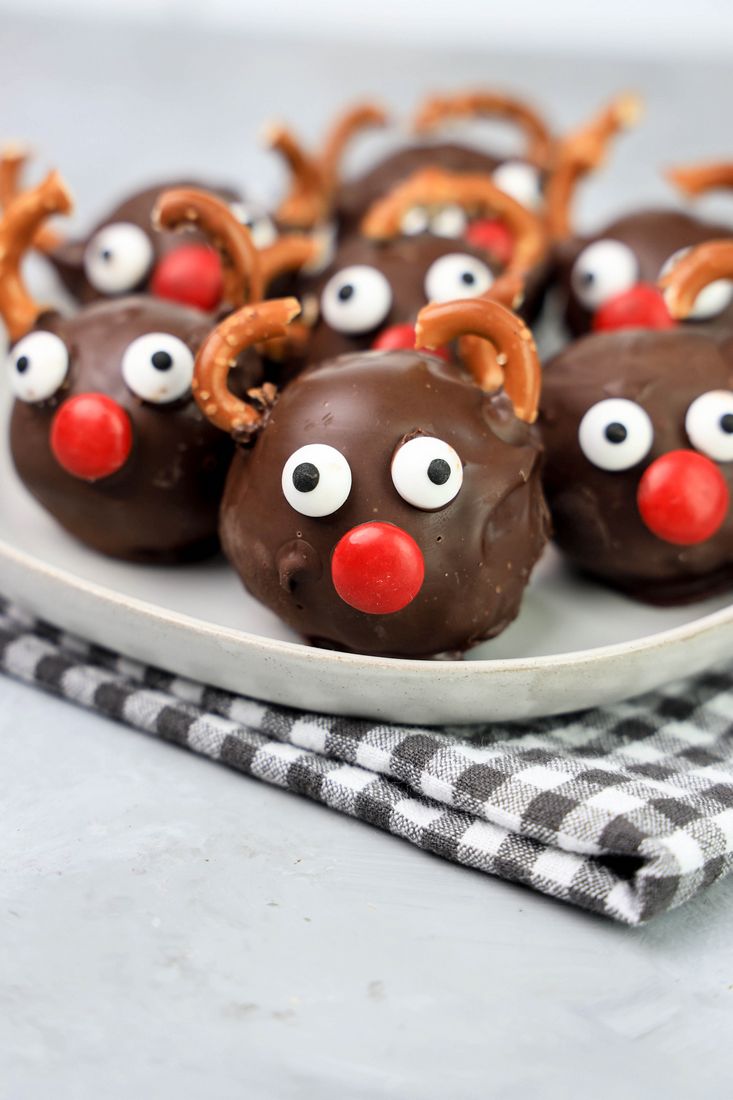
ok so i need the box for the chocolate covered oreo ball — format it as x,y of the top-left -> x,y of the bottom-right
192,295 -> 549,658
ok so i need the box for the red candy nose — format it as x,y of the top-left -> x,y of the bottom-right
465,218 -> 514,266
593,284 -> 676,333
637,450 -> 729,545
51,394 -> 133,481
371,323 -> 451,362
150,244 -> 223,311
331,522 -> 425,614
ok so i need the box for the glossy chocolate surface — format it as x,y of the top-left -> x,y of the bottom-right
10,297 -> 262,562
540,327 -> 733,602
558,209 -> 733,335
220,350 -> 549,658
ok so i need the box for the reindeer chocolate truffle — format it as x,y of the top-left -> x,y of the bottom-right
550,119 -> 733,335
301,168 -> 546,365
540,241 -> 733,604
193,296 -> 549,658
3,179 -> 310,562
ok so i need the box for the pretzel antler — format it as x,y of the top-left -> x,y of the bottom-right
0,145 -> 63,253
360,167 -> 547,274
0,170 -> 73,342
666,162 -> 733,199
153,186 -> 265,305
660,239 -> 733,319
267,102 -> 388,230
415,297 -> 540,423
193,298 -> 301,436
545,93 -> 642,240
413,90 -> 554,168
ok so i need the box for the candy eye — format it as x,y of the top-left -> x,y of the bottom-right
661,248 -> 733,320
571,239 -> 638,311
685,390 -> 733,462
578,398 -> 654,471
391,435 -> 463,510
400,206 -> 430,236
424,253 -> 493,304
491,161 -> 543,211
7,331 -> 69,403
121,333 -> 195,404
84,222 -> 154,295
429,205 -> 468,239
320,265 -> 393,335
229,201 -> 278,249
282,443 -> 352,517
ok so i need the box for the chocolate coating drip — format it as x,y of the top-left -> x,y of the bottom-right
220,351 -> 549,658
540,327 -> 733,602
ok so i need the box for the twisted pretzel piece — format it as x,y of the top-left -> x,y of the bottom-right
360,167 -> 547,273
413,90 -> 554,168
415,297 -> 540,424
267,103 -> 388,230
666,162 -> 733,199
545,93 -> 642,241
0,170 -> 73,342
193,298 -> 301,436
660,239 -> 733,319
0,146 -> 62,252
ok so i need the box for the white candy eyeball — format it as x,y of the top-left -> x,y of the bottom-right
84,222 -> 154,295
7,331 -> 69,403
320,265 -> 393,335
492,161 -> 543,211
424,253 -> 493,304
121,332 -> 195,404
400,206 -> 430,236
578,398 -> 654,471
430,205 -> 468,239
685,390 -> 733,462
571,239 -> 638,311
391,435 -> 463,510
282,443 -> 352,518
660,247 -> 733,320
229,201 -> 278,249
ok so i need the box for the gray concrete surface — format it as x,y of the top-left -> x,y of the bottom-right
2,12 -> 733,1098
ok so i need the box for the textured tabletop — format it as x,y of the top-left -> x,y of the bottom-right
2,12 -> 733,1098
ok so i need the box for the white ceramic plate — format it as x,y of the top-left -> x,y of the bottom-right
3,383 -> 733,725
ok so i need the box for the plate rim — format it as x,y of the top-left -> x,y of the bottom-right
4,530 -> 733,677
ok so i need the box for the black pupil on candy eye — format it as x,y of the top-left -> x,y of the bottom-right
428,458 -> 451,485
338,284 -> 355,302
580,271 -> 595,287
293,462 -> 320,493
151,350 -> 174,371
101,249 -> 113,262
605,422 -> 627,444
16,355 -> 29,374
720,413 -> 733,434
461,271 -> 476,286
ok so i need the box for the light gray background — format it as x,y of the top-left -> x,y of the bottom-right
2,11 -> 733,1098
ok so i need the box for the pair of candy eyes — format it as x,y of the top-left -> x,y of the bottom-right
282,437 -> 463,517
580,393 -> 733,470
83,202 -> 276,295
8,330 -> 195,405
321,254 -> 494,335
571,240 -> 733,318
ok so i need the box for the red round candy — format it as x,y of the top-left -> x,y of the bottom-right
331,522 -> 425,614
465,218 -> 515,266
637,450 -> 729,545
371,323 -> 451,362
150,244 -> 223,311
593,284 -> 676,333
51,393 -> 133,481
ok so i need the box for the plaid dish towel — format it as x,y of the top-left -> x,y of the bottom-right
2,596 -> 733,925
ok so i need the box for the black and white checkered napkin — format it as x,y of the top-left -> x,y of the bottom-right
3,595 -> 733,925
